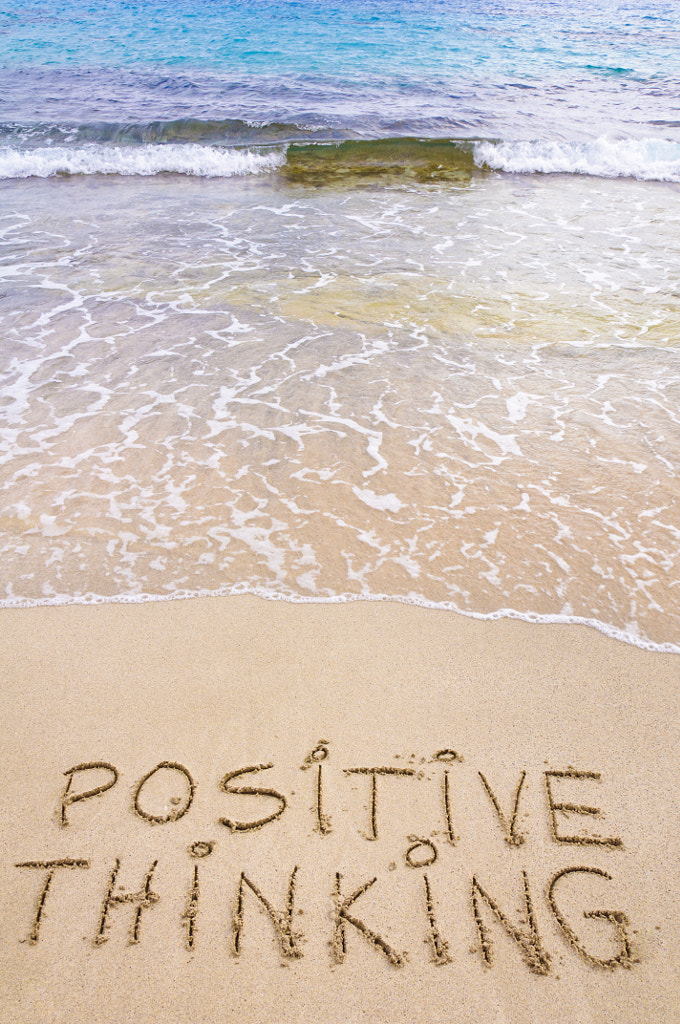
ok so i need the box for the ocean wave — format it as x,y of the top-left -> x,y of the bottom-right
2,130 -> 680,184
0,142 -> 286,179
473,136 -> 680,182
283,137 -> 476,184
0,134 -> 479,183
0,116 -> 336,147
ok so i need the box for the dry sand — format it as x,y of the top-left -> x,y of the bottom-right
1,595 -> 679,1023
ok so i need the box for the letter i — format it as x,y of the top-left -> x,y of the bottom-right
184,865 -> 200,950
316,762 -> 332,835
301,741 -> 332,835
184,841 -> 215,950
434,750 -> 460,845
405,838 -> 451,965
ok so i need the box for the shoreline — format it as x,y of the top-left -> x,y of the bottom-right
1,588 -> 677,656
1,594 -> 679,1023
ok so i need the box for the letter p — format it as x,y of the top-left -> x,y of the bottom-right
60,762 -> 119,827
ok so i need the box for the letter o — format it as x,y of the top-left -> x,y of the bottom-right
133,761 -> 195,824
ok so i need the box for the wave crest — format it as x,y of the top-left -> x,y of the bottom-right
0,143 -> 286,179
2,129 -> 679,184
474,137 -> 680,182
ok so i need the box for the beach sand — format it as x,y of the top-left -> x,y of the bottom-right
1,596 -> 679,1023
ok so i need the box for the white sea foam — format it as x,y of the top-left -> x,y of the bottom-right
2,586 -> 678,656
0,143 -> 287,179
1,168 -> 679,654
474,137 -> 680,182
4,136 -> 680,183
352,487 -> 404,513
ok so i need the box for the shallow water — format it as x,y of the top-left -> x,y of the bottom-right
2,168 -> 679,650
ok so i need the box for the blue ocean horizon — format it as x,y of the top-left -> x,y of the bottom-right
2,0 -> 680,153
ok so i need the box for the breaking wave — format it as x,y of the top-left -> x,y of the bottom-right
474,136 -> 680,182
2,127 -> 680,183
0,142 -> 286,179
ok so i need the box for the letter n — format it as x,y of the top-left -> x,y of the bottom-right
232,867 -> 302,960
471,872 -> 551,975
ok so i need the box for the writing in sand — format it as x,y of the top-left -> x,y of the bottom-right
13,742 -> 637,975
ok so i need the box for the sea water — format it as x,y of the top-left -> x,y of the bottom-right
1,0 -> 679,652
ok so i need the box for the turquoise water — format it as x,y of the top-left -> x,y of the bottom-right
1,0 -> 679,141
1,1 -> 679,651
3,0 -> 678,80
